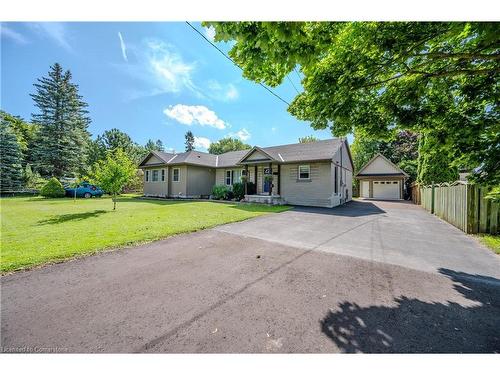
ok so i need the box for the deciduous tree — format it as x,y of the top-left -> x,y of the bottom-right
298,135 -> 319,143
88,148 -> 136,210
205,22 -> 500,185
208,137 -> 251,154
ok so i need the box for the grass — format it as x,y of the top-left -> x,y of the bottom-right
0,195 -> 291,273
476,234 -> 500,255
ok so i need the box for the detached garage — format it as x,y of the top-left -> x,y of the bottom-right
355,154 -> 409,200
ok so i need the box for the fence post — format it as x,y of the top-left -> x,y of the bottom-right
431,182 -> 435,214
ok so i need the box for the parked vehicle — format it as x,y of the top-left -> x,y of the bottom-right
64,182 -> 103,198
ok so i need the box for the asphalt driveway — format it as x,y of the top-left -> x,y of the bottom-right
217,199 -> 500,278
1,199 -> 499,353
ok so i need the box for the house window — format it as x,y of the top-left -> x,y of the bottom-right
298,165 -> 310,180
145,170 -> 150,182
161,169 -> 165,182
226,170 -> 232,186
334,166 -> 338,194
173,168 -> 180,182
152,170 -> 159,182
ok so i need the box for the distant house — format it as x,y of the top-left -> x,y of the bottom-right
355,153 -> 409,200
139,138 -> 354,208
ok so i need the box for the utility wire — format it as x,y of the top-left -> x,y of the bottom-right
287,75 -> 300,94
294,67 -> 302,82
185,21 -> 290,106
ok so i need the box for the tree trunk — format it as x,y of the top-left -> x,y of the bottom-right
113,194 -> 116,210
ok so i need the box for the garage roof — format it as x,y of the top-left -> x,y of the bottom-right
355,153 -> 409,178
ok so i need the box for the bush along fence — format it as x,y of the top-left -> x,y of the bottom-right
416,181 -> 498,234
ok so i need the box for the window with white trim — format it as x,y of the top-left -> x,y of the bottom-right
161,169 -> 165,182
298,165 -> 310,180
152,170 -> 159,182
226,170 -> 232,186
173,168 -> 180,182
145,170 -> 150,182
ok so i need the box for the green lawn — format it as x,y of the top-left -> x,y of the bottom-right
0,196 -> 290,273
476,234 -> 500,255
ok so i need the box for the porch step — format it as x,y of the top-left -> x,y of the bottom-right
244,194 -> 286,205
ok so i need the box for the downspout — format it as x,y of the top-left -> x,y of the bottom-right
340,138 -> 343,202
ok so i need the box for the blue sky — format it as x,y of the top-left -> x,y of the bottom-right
1,22 -> 343,152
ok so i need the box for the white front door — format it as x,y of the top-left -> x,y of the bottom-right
361,181 -> 370,198
373,181 -> 400,199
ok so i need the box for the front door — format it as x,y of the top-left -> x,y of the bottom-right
263,167 -> 271,193
263,179 -> 270,193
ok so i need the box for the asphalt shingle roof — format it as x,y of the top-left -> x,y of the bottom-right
259,139 -> 342,163
140,138 -> 344,168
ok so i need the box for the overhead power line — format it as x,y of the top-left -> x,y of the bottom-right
287,75 -> 300,94
185,21 -> 291,106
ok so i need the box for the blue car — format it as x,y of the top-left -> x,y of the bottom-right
65,182 -> 103,198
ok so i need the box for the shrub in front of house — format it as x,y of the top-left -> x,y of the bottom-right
232,182 -> 245,200
212,184 -> 230,200
40,177 -> 65,198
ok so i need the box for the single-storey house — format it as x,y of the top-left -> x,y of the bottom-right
139,138 -> 354,208
355,153 -> 409,200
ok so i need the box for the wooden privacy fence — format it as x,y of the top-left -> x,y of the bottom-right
418,182 -> 498,234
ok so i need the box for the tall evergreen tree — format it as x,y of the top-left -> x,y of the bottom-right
0,110 -> 38,165
30,63 -> 91,178
185,131 -> 195,151
0,123 -> 24,192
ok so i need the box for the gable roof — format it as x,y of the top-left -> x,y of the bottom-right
355,153 -> 409,177
217,150 -> 250,167
139,138 -> 352,169
239,139 -> 346,164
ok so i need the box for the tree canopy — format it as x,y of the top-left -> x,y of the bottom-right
185,131 -> 195,151
145,139 -> 164,152
205,22 -> 500,185
208,137 -> 251,155
351,130 -> 419,183
31,63 -> 91,178
0,122 -> 24,192
298,135 -> 319,143
88,148 -> 136,210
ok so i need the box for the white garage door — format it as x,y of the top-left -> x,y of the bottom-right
373,181 -> 400,199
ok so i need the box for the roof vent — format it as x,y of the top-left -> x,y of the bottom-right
197,155 -> 201,158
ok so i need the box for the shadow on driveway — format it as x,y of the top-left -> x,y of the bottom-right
292,200 -> 386,217
321,268 -> 500,353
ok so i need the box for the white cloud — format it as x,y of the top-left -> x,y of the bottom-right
163,104 -> 227,130
0,24 -> 28,44
228,128 -> 251,141
29,23 -> 71,51
206,80 -> 239,102
204,26 -> 216,42
146,40 -> 198,94
193,136 -> 211,150
118,32 -> 128,62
